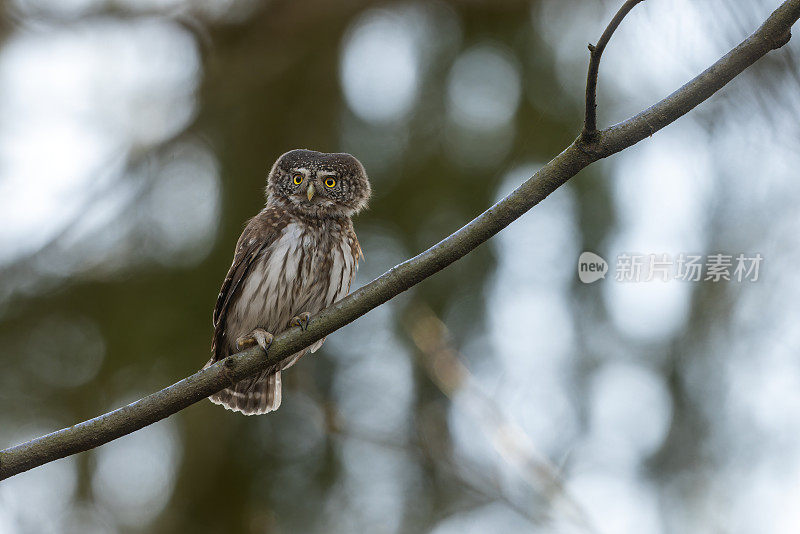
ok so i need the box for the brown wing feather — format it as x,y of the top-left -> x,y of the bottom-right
210,207 -> 287,362
349,227 -> 363,273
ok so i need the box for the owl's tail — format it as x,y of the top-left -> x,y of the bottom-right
205,365 -> 282,415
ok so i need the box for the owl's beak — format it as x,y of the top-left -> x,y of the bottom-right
306,183 -> 316,201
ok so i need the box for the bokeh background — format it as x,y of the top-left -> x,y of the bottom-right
1,0 -> 800,532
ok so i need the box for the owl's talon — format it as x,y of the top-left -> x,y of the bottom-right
289,312 -> 312,331
236,328 -> 274,352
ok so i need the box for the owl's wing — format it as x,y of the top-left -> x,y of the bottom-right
349,228 -> 363,277
211,209 -> 286,362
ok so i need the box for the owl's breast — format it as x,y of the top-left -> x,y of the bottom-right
226,220 -> 356,346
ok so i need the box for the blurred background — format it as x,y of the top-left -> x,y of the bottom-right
1,0 -> 799,532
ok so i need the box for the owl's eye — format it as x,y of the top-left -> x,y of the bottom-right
324,178 -> 336,188
292,173 -> 304,185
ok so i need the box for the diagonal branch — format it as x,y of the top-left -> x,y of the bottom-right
583,0 -> 645,139
2,0 -> 799,481
406,305 -> 597,532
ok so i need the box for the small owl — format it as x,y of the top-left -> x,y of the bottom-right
204,149 -> 371,415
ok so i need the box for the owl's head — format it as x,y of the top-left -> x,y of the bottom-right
266,149 -> 371,219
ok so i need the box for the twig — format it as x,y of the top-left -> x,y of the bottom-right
406,305 -> 597,533
1,0 -> 798,481
582,0 -> 645,140
334,427 -> 545,526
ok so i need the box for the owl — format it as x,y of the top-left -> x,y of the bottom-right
204,149 -> 371,415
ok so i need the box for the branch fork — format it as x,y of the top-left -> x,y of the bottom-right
582,0 -> 645,141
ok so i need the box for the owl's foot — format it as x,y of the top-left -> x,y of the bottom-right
236,328 -> 274,353
289,312 -> 312,331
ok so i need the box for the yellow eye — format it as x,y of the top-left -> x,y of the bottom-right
325,178 -> 336,188
292,173 -> 304,185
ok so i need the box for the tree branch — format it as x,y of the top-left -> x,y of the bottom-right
2,0 -> 798,481
582,0 -> 645,139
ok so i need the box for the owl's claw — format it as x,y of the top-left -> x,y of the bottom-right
236,328 -> 274,353
289,312 -> 312,331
